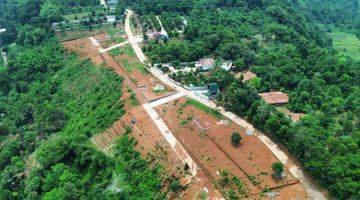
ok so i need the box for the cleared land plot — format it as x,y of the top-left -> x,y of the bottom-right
62,38 -> 105,65
331,31 -> 360,60
56,24 -> 114,41
276,106 -> 305,122
94,27 -> 126,48
130,14 -> 143,35
155,98 -> 306,198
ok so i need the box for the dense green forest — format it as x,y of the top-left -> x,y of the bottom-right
123,0 -> 360,199
302,0 -> 360,36
0,0 -> 168,199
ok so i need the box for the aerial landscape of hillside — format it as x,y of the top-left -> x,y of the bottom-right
0,0 -> 359,199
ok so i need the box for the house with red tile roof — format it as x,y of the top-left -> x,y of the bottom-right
259,91 -> 289,105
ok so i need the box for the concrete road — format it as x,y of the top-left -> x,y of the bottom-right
124,10 -> 147,63
99,41 -> 130,53
155,16 -> 168,36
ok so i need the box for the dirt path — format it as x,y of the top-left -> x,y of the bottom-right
1,48 -> 7,66
100,0 -> 106,6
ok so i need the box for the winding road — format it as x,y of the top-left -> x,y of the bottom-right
124,9 -> 326,200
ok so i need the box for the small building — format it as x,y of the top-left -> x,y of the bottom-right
205,82 -> 219,100
106,0 -> 118,9
220,62 -> 233,71
242,71 -> 257,82
0,29 -> 6,33
259,91 -> 289,105
235,71 -> 257,82
106,15 -> 117,23
153,31 -> 168,40
195,58 -> 215,71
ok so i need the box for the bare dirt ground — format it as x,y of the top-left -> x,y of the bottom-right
155,98 -> 308,199
94,33 -> 116,48
62,38 -> 105,66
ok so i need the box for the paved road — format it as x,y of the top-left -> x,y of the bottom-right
100,41 -> 130,53
125,10 -> 147,63
124,9 -> 326,200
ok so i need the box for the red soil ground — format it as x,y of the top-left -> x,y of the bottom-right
155,98 -> 308,199
62,38 -> 105,66
94,33 -> 116,48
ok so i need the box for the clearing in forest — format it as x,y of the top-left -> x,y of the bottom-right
331,31 -> 360,60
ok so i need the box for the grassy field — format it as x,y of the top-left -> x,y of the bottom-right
331,31 -> 360,60
110,44 -> 147,74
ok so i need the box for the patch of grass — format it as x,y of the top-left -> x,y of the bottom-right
331,31 -> 360,60
185,99 -> 223,119
123,45 -> 136,57
64,11 -> 91,20
121,57 -> 147,75
106,27 -> 126,44
109,48 -> 122,56
247,175 -> 261,186
154,88 -> 166,94
130,91 -> 139,106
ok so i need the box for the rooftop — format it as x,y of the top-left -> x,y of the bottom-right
235,71 -> 257,82
259,91 -> 289,104
198,58 -> 215,66
242,71 -> 257,82
107,0 -> 118,4
220,62 -> 232,71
